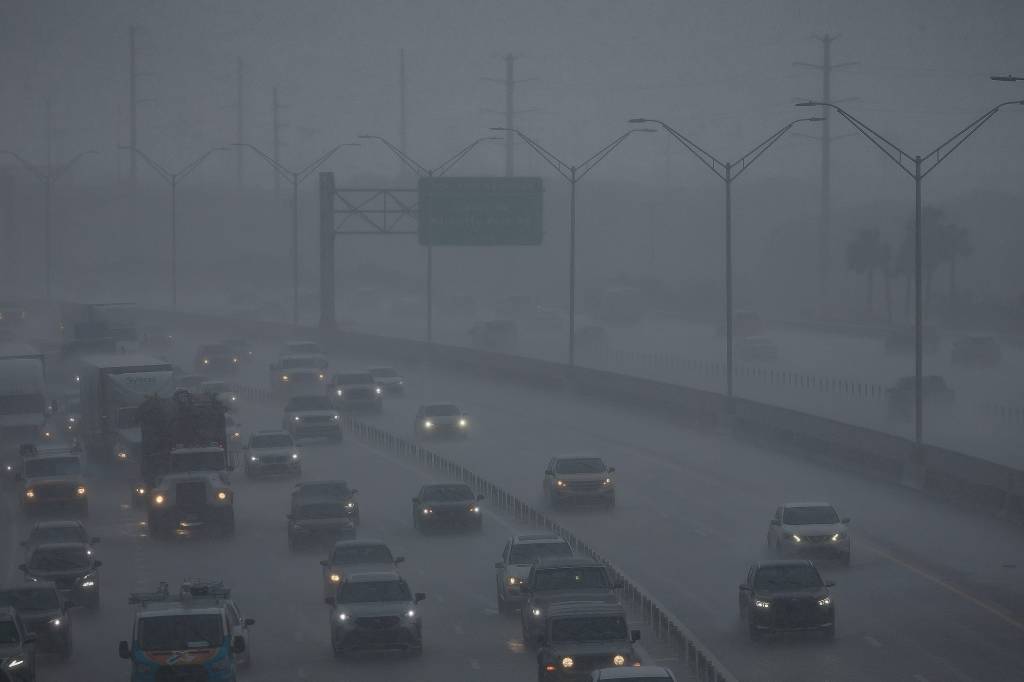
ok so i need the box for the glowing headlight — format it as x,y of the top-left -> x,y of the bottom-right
250,456 -> 258,462
154,494 -> 165,505
508,576 -> 518,585
469,505 -> 480,513
422,507 -> 433,515
345,501 -> 355,509
293,415 -> 301,421
281,374 -> 289,382
233,357 -> 239,364
50,617 -> 62,628
332,414 -> 340,420
216,490 -> 229,501
77,485 -> 87,496
754,599 -> 771,609
790,534 -> 802,543
230,395 -> 237,401
232,431 -> 241,439
818,596 -> 832,607
603,477 -> 613,485
318,373 -> 325,380
81,580 -> 95,588
291,453 -> 300,460
613,654 -> 626,666
375,387 -> 382,395
555,480 -> 566,488
336,389 -> 344,396
532,608 -> 541,617
338,612 -> 347,621
407,609 -> 416,618
118,451 -> 128,460
561,656 -> 574,669
457,418 -> 468,428
25,489 -> 35,499
135,486 -> 146,496
423,420 -> 434,429
43,431 -> 53,439
330,573 -> 341,583
203,359 -> 209,365
831,532 -> 844,542
6,658 -> 24,669
74,374 -> 80,383
68,416 -> 76,423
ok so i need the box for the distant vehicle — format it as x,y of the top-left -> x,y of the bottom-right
270,355 -> 327,394
244,430 -> 301,478
193,343 -> 239,375
223,338 -> 255,363
735,335 -> 779,363
288,484 -> 359,550
0,584 -> 74,659
591,666 -> 677,681
951,335 -> 1001,367
536,602 -> 641,680
738,560 -> 835,641
59,389 -> 80,436
281,340 -> 323,357
21,521 -> 99,555
319,539 -> 404,598
0,302 -> 28,331
326,570 -> 425,658
18,446 -> 88,516
521,557 -> 621,645
329,372 -> 383,412
199,380 -> 238,407
119,580 -> 254,678
0,606 -> 37,681
887,375 -> 954,421
225,412 -> 243,450
413,403 -> 469,439
283,395 -> 342,442
717,309 -> 765,338
766,502 -> 851,565
367,366 -> 405,395
412,483 -> 483,532
18,543 -> 102,609
0,344 -> 49,445
469,319 -> 518,352
543,456 -> 616,508
884,325 -> 939,355
494,533 -> 573,615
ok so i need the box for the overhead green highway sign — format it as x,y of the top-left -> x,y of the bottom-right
418,176 -> 543,246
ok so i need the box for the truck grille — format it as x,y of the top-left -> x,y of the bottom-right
175,481 -> 207,509
35,483 -> 76,500
156,665 -> 209,682
356,615 -> 400,629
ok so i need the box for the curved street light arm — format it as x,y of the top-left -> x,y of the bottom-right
119,146 -> 172,183
631,119 -> 727,181
729,118 -> 821,182
358,135 -> 427,177
232,143 -> 292,182
0,150 -> 47,182
51,150 -> 99,182
798,101 -> 915,178
491,127 -> 571,180
297,144 -> 359,185
575,130 -> 653,182
919,100 -> 1024,178
178,147 -> 229,182
433,136 -> 501,177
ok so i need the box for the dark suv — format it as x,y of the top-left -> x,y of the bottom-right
329,372 -> 383,413
0,584 -> 73,659
521,557 -> 621,644
0,606 -> 37,681
738,560 -> 835,641
536,602 -> 641,681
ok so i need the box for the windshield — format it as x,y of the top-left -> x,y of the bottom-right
170,449 -> 226,472
754,564 -> 823,592
296,502 -> 349,519
338,580 -> 411,603
509,541 -> 573,564
31,526 -> 86,545
0,394 -> 45,415
251,434 -> 293,448
550,615 -> 627,643
421,484 -> 473,501
368,367 -> 397,377
137,614 -> 225,650
28,546 -> 91,571
422,404 -> 459,417
0,588 -> 59,611
0,621 -> 18,644
287,396 -> 332,411
782,506 -> 839,525
532,566 -> 610,591
555,458 -> 606,474
286,343 -> 320,354
331,544 -> 394,565
280,357 -> 322,369
24,456 -> 81,478
334,373 -> 374,385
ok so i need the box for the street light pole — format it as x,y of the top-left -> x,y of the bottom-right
0,149 -> 97,300
628,117 -> 822,407
795,98 -> 1023,447
358,134 -> 500,343
234,143 -> 357,326
122,145 -> 228,309
490,127 -> 654,366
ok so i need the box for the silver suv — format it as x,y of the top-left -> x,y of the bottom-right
326,571 -> 425,658
766,502 -> 851,565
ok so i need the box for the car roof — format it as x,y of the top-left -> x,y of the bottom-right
552,455 -> 605,462
296,479 -> 348,488
138,605 -> 226,617
29,541 -> 89,552
781,502 -> 835,509
594,667 -> 675,680
33,520 -> 85,531
512,533 -> 568,545
546,601 -> 626,619
532,556 -> 604,570
754,559 -> 816,569
344,570 -> 404,584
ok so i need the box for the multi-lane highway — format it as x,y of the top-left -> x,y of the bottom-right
170,319 -> 1024,682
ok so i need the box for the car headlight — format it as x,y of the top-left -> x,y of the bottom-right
407,609 -> 416,619
469,505 -> 480,513
318,373 -> 325,380
291,452 -> 300,460
68,416 -> 76,423
423,420 -> 434,429
232,431 -> 241,439
789,534 -> 802,543
135,486 -> 146,496
375,387 -> 382,395
80,573 -> 96,587
613,654 -> 626,666
233,357 -> 239,364
754,599 -> 771,609
458,418 -> 468,428
336,389 -> 344,396
118,451 -> 129,460
603,477 -> 613,486
831,532 -> 846,542
25,488 -> 35,499
77,485 -> 87,496
43,431 -> 53,439
555,480 -> 566,488
250,455 -> 259,462
230,395 -> 237,402
330,573 -> 342,583
203,358 -> 209,365
153,493 -> 165,505
345,501 -> 355,509
818,596 -> 832,607
422,507 -> 433,515
281,374 -> 289,382
293,415 -> 301,421
532,608 -> 541,617
216,490 -> 229,501
6,658 -> 24,669
50,617 -> 63,628
333,414 -> 340,420
508,576 -> 518,585
337,612 -> 347,621
561,656 -> 574,669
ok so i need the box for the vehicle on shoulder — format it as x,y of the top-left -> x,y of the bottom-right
536,602 -> 641,681
244,430 -> 301,478
18,543 -> 102,609
326,570 -> 425,658
119,580 -> 254,678
469,319 -> 519,352
886,375 -> 954,421
367,366 -> 405,394
495,533 -> 573,615
884,325 -> 939,355
270,354 -> 327,394
412,483 -> 483,532
951,335 -> 1001,367
738,560 -> 835,641
766,502 -> 850,565
21,521 -> 99,555
413,403 -> 470,439
543,456 -> 616,508
0,583 -> 74,659
521,557 -> 622,645
591,666 -> 677,680
288,484 -> 359,550
735,335 -> 779,363
329,372 -> 383,413
320,539 -> 405,598
194,343 -> 239,375
283,395 -> 342,442
0,606 -> 37,682
18,445 -> 89,516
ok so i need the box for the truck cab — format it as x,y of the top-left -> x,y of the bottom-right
19,446 -> 89,516
147,447 -> 235,537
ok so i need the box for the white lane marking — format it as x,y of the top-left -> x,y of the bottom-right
863,634 -> 882,648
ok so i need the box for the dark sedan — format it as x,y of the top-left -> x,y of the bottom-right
412,483 -> 483,532
738,560 -> 835,641
0,584 -> 73,658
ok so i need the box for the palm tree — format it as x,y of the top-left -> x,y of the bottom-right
845,227 -> 885,311
936,222 -> 973,301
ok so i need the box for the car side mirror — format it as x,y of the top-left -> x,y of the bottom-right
825,580 -> 836,587
118,640 -> 131,659
841,517 -> 850,524
769,519 -> 780,526
231,635 -> 246,654
324,597 -> 335,606
394,556 -> 405,565
93,560 -> 103,569
414,592 -> 426,603
476,494 -> 485,501
23,633 -> 37,644
91,537 -> 101,544
494,561 -> 504,570
319,560 -> 328,567
630,629 -> 641,642
607,467 -> 616,474
245,618 -> 255,626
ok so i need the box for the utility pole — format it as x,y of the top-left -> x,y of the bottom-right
272,86 -> 282,198
129,25 -> 139,187
236,57 -> 244,187
399,49 -> 408,155
44,98 -> 54,169
795,34 -> 857,301
504,54 -> 515,176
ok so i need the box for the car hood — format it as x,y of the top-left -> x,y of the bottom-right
375,376 -> 403,385
292,517 -> 355,528
531,590 -> 618,607
328,560 -> 395,574
545,641 -> 635,657
781,523 -> 843,537
18,608 -> 62,625
506,564 -> 533,580
337,383 -> 376,391
289,410 -> 337,419
25,475 -> 85,487
279,367 -> 321,376
423,415 -> 460,424
25,566 -> 93,580
333,601 -> 415,619
554,472 -> 609,483
421,500 -> 475,510
756,588 -> 829,600
250,447 -> 293,459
